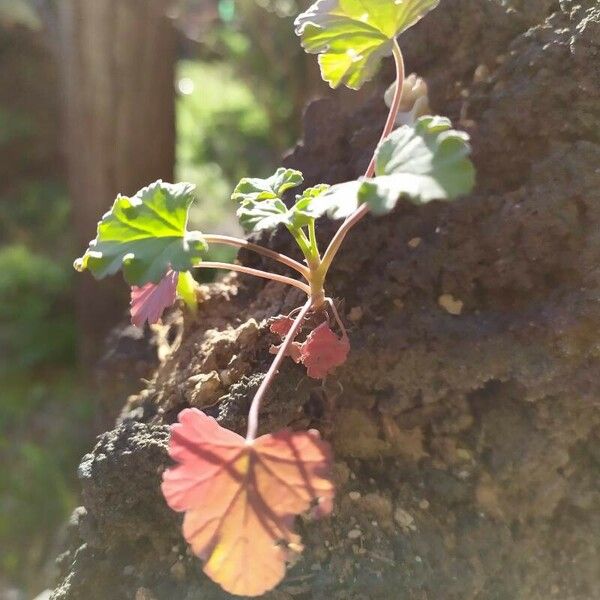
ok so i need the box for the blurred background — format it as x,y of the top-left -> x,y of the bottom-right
0,0 -> 326,596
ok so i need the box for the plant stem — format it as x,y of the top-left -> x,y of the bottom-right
365,39 -> 405,179
308,220 -> 319,257
243,42 -> 406,444
201,234 -> 310,278
309,263 -> 326,308
318,40 -> 406,278
290,223 -> 325,306
246,298 -> 313,442
196,262 -> 311,295
288,226 -> 314,263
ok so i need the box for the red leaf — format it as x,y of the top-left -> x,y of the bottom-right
269,315 -> 295,338
269,341 -> 303,363
300,323 -> 350,380
162,409 -> 334,597
130,269 -> 178,328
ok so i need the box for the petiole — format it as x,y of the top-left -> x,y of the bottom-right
196,262 -> 311,295
201,233 -> 310,278
319,40 -> 406,279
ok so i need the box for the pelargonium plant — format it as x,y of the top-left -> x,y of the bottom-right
75,0 -> 475,596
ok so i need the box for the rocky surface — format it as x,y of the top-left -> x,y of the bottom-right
52,2 -> 600,599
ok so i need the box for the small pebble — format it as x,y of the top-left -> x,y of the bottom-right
349,491 -> 361,501
348,306 -> 363,322
348,529 -> 362,540
438,294 -> 464,316
474,64 -> 490,83
395,507 -> 417,531
408,237 -> 422,249
419,499 -> 430,510
236,318 -> 259,346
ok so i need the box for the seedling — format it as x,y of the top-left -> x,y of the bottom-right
75,0 -> 475,596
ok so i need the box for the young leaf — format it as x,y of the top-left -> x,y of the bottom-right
176,271 -> 199,314
269,341 -> 304,364
130,269 -> 179,328
295,0 -> 439,89
269,315 -> 304,363
269,315 -> 305,363
304,116 -> 475,219
74,181 -> 207,285
233,168 -> 304,203
303,180 -> 363,220
236,197 -> 290,233
233,171 -> 330,233
362,115 -> 476,214
269,315 -> 296,337
300,322 -> 350,379
291,184 -> 331,226
233,168 -> 304,232
385,74 -> 431,126
162,409 -> 334,597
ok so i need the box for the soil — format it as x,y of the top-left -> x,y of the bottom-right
51,2 -> 600,599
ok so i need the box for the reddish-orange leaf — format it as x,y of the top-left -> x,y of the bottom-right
269,315 -> 295,337
269,341 -> 303,363
130,269 -> 178,328
300,323 -> 350,380
161,409 -> 335,597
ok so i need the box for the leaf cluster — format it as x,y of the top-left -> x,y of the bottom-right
233,116 -> 475,236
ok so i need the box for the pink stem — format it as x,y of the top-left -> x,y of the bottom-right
319,40 -> 406,277
203,234 -> 310,278
365,39 -> 406,178
246,298 -> 313,442
197,262 -> 311,295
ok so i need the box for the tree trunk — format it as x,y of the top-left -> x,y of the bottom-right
51,2 -> 600,599
59,0 -> 176,365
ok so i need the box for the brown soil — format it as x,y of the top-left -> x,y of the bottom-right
52,2 -> 600,599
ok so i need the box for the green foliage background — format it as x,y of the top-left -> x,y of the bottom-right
0,0 -> 318,594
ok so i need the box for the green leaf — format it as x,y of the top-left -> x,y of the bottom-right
233,168 -> 305,232
74,181 -> 207,286
302,180 -> 363,220
291,184 -> 331,226
304,116 -> 475,219
232,168 -> 304,203
235,184 -> 331,233
295,0 -> 439,89
236,197 -> 290,232
363,115 -> 475,214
